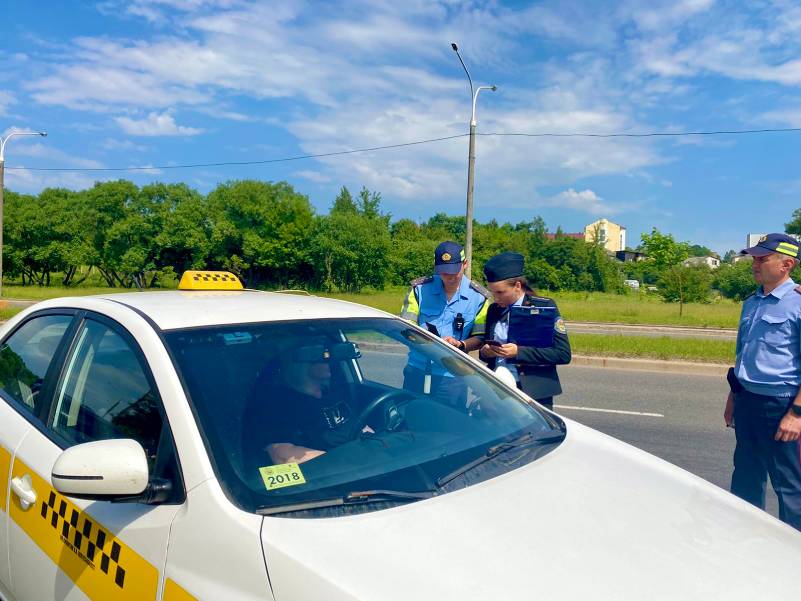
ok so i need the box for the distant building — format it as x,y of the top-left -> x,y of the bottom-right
683,256 -> 721,269
615,250 -> 646,262
585,219 -> 626,253
545,232 -> 584,240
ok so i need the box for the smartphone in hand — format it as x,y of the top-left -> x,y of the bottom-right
485,340 -> 503,347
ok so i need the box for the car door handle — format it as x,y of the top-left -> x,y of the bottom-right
10,474 -> 37,510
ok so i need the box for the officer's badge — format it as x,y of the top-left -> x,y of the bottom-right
441,252 -> 452,261
555,318 -> 567,334
759,235 -> 768,242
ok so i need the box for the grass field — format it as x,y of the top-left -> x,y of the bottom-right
320,286 -> 743,328
570,333 -> 735,363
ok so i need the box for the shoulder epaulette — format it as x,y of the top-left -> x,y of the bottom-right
744,291 -> 755,300
410,275 -> 434,287
795,286 -> 801,295
469,279 -> 492,299
528,294 -> 552,302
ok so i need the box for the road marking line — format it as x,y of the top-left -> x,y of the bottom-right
555,404 -> 664,417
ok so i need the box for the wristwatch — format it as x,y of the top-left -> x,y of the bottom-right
457,340 -> 466,351
790,404 -> 801,417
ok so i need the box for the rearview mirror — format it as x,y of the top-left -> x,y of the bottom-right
52,439 -> 149,499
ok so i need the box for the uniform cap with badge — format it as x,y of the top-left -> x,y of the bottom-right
434,241 -> 466,274
740,233 -> 800,258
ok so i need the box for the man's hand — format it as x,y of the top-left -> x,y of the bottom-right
724,392 -> 735,428
775,411 -> 801,442
443,335 -> 460,347
268,443 -> 326,464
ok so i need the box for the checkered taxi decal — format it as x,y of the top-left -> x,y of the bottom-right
10,458 -> 159,600
41,491 -> 127,589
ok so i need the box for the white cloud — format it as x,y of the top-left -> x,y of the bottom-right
538,188 -> 617,215
293,170 -> 332,184
115,112 -> 203,136
101,138 -> 150,152
0,92 -> 15,116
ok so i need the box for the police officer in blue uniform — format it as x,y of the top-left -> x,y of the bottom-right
726,233 -> 801,530
479,252 -> 571,410
400,241 -> 491,404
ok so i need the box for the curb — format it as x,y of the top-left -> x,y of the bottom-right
569,354 -> 728,376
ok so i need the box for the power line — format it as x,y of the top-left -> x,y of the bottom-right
5,134 -> 469,172
480,127 -> 801,138
6,126 -> 801,172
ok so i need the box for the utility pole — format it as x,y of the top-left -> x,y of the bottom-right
451,43 -> 496,278
0,131 -> 47,296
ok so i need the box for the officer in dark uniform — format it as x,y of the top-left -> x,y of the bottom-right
726,233 -> 801,530
479,252 -> 571,410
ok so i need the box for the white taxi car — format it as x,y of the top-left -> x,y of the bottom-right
0,271 -> 800,601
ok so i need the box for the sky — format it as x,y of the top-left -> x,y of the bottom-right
3,0 -> 801,255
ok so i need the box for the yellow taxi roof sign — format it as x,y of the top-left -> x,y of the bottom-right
178,271 -> 243,291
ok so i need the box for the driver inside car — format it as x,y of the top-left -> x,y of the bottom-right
242,339 -> 373,465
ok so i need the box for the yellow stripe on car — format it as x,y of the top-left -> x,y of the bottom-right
163,578 -> 198,601
0,445 -> 10,513
9,459 -> 159,600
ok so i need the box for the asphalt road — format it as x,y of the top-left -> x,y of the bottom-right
555,364 -> 779,518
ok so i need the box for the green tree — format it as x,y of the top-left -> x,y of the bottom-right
658,264 -> 712,314
639,228 -> 690,272
83,180 -> 140,287
207,180 -> 315,287
310,186 -> 392,292
713,260 -> 756,300
786,209 -> 801,235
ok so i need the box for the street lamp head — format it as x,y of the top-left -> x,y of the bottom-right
39,132 -> 47,137
491,85 -> 497,92
451,43 -> 459,52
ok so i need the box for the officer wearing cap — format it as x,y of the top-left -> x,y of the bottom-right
400,241 -> 491,351
479,252 -> 571,410
400,241 -> 491,404
726,233 -> 801,530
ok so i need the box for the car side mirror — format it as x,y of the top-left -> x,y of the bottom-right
52,439 -> 149,500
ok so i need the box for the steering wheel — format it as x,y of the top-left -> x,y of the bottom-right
349,389 -> 415,440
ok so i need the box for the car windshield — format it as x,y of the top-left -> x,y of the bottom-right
165,317 -> 565,515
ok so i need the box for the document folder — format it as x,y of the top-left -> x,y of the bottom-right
508,305 -> 557,347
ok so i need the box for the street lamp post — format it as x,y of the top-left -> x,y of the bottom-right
451,43 -> 496,278
0,131 -> 47,297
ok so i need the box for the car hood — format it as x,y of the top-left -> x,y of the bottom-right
261,420 -> 801,601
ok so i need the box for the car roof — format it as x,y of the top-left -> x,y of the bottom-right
32,290 -> 392,331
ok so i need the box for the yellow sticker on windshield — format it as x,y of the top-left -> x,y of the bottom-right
259,463 -> 307,491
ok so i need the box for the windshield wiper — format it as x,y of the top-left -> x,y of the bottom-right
436,431 -> 565,488
257,489 -> 437,516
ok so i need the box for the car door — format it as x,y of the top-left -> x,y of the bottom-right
7,312 -> 185,601
0,311 -> 75,600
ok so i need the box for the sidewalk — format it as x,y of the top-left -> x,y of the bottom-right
569,354 -> 728,376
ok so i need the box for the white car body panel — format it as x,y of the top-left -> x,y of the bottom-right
0,397 -> 31,601
164,479 -> 272,601
25,291 -> 389,332
262,421 -> 800,601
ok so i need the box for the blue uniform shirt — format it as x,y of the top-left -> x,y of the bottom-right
735,278 -> 801,398
401,275 -> 489,340
401,274 -> 490,376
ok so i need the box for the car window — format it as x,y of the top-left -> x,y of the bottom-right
50,318 -> 163,469
0,314 -> 73,416
343,330 -> 407,389
165,318 -> 564,516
